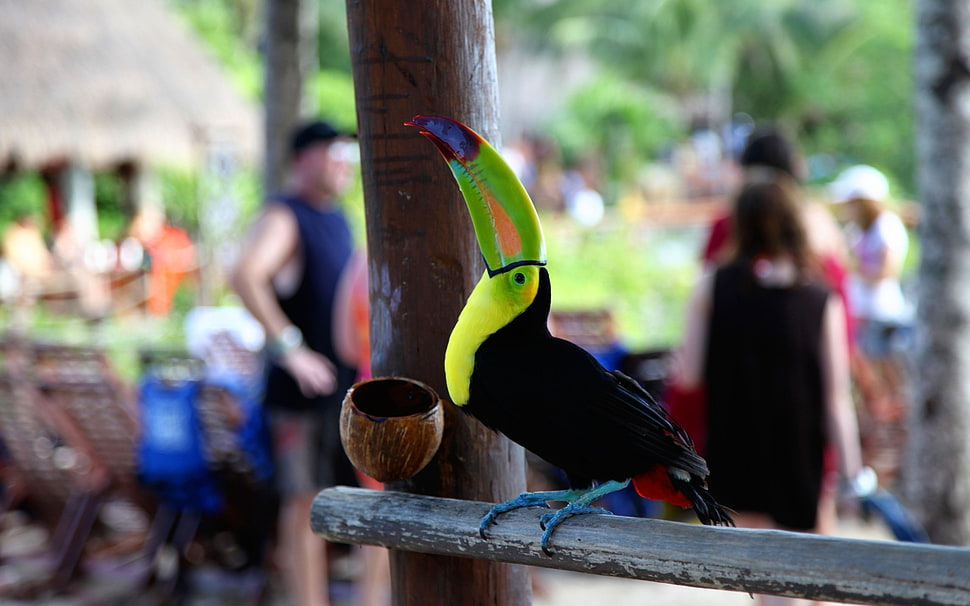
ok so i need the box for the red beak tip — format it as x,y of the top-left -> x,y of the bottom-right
405,115 -> 433,129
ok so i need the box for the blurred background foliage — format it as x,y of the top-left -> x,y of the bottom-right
162,0 -> 916,198
544,217 -> 702,348
0,174 -> 47,227
492,0 -> 913,194
1,0 -> 915,352
170,0 -> 915,199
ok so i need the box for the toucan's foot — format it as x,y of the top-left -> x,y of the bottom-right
537,479 -> 630,555
539,504 -> 612,554
479,489 -> 583,539
478,480 -> 632,554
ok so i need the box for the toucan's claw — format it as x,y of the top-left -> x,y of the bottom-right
539,504 -> 612,555
477,481 -> 630,554
535,479 -> 628,555
479,494 -> 551,539
478,490 -> 574,539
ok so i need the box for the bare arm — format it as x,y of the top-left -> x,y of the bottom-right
820,295 -> 863,481
230,204 -> 299,339
230,204 -> 336,397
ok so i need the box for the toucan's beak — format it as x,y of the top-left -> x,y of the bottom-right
406,115 -> 546,276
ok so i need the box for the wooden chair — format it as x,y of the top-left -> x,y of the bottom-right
4,341 -> 156,590
28,343 -> 151,505
0,368 -> 111,591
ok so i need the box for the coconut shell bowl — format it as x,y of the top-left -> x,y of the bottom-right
339,376 -> 444,483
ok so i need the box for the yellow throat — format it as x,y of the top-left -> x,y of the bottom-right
444,265 -> 540,406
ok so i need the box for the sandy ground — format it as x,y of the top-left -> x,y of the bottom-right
534,570 -> 753,606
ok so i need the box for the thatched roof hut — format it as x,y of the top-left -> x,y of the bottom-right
0,0 -> 260,171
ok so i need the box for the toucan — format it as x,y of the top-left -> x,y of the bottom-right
406,115 -> 733,554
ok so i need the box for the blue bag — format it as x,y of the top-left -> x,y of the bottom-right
137,375 -> 223,513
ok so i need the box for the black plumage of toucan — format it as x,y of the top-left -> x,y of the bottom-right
406,115 -> 733,554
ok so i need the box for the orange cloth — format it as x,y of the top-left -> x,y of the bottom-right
350,272 -> 370,380
144,225 -> 195,315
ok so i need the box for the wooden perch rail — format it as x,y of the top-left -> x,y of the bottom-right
312,487 -> 970,606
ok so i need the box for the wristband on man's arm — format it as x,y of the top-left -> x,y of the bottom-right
267,325 -> 303,357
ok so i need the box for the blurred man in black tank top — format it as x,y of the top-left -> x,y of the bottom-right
232,120 -> 357,606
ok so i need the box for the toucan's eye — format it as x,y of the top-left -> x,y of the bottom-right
513,272 -> 526,285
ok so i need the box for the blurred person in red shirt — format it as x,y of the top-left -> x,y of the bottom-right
129,206 -> 197,315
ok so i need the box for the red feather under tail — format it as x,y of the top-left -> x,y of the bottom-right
633,465 -> 735,526
632,465 -> 691,508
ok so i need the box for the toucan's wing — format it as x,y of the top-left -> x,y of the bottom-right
468,333 -> 709,483
608,369 -> 700,453
595,361 -> 710,478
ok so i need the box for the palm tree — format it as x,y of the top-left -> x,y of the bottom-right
904,0 -> 970,546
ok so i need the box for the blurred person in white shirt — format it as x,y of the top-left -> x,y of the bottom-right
832,165 -> 911,421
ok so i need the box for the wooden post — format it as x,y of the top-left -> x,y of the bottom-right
313,487 -> 970,606
344,1 -> 531,605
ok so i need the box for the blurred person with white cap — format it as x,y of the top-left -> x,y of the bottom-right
831,165 -> 911,421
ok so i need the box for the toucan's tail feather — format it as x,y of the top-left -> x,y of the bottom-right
671,477 -> 735,527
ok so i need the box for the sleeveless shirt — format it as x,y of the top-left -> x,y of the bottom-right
704,261 -> 830,530
263,196 -> 356,412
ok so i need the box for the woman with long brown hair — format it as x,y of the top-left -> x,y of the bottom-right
672,171 -> 863,605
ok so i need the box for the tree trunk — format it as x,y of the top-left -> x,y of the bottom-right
263,0 -> 306,195
904,0 -> 970,545
345,1 -> 531,604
